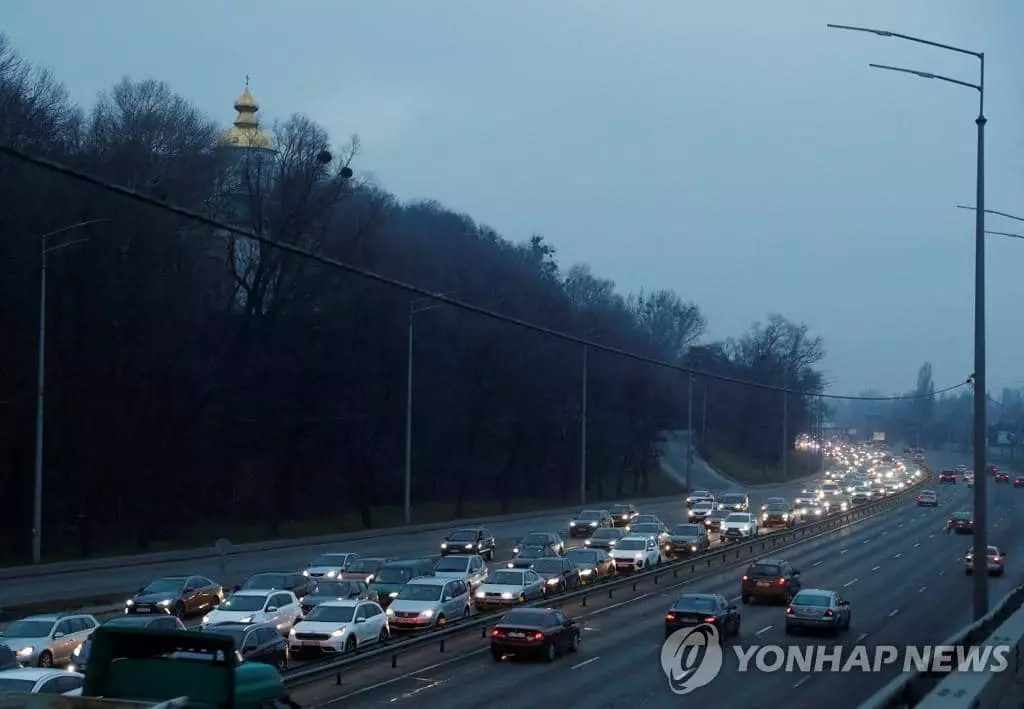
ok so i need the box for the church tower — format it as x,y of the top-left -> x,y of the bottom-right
217,79 -> 276,224
219,78 -> 275,152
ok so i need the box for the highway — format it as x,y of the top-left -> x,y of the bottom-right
2,454 -> 806,608
291,472 -> 1020,709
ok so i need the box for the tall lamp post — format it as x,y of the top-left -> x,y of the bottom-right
828,23 -> 987,618
404,293 -> 455,526
33,219 -> 107,564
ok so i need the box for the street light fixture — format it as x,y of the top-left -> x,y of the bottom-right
404,292 -> 456,525
33,218 -> 108,564
828,22 -> 987,619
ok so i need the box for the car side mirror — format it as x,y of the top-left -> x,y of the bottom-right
53,632 -> 65,639
265,606 -> 278,613
355,617 -> 366,624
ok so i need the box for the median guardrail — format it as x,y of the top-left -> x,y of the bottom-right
280,477 -> 929,689
857,584 -> 1024,709
0,493 -> 689,581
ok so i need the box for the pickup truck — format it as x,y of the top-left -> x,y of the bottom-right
0,626 -> 294,709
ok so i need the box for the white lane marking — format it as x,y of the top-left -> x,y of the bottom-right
862,539 -> 871,544
856,632 -> 869,643
730,596 -> 741,603
889,609 -> 899,617
881,530 -> 888,536
844,578 -> 858,587
871,565 -> 881,571
812,561 -> 823,567
897,523 -> 904,528
919,586 -> 927,593
572,657 -> 601,670
913,543 -> 920,548
894,553 -> 903,559
583,627 -> 599,632
756,625 -> 773,636
939,570 -> 945,576
793,676 -> 811,688
590,592 -> 653,616
840,549 -> 848,554
929,533 -> 935,538
320,647 -> 488,704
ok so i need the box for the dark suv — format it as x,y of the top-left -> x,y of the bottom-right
740,560 -> 801,604
949,511 -> 975,534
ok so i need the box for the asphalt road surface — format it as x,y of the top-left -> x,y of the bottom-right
3,454 -> 807,608
292,467 -> 1018,708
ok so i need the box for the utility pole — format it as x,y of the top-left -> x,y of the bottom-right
580,344 -> 588,505
701,380 -> 708,442
403,314 -> 414,526
781,371 -> 789,481
819,395 -> 826,475
686,371 -> 693,488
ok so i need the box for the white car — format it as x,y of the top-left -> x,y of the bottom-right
608,535 -> 662,572
303,552 -> 359,579
0,668 -> 84,694
432,554 -> 489,589
686,491 -> 714,507
722,513 -> 758,541
288,600 -> 388,653
201,590 -> 302,633
966,546 -> 1005,576
688,500 -> 716,520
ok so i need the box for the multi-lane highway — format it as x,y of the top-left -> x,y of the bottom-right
1,452 -> 800,608
289,464 -> 1019,709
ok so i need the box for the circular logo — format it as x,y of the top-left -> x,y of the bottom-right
660,623 -> 723,694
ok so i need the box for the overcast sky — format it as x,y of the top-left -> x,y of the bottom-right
6,1 -> 1024,398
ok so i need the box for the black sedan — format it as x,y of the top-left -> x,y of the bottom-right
513,532 -> 565,556
440,527 -> 496,559
201,621 -> 289,670
609,504 -> 639,527
529,557 -> 581,593
564,548 -> 615,583
125,575 -> 223,618
664,524 -> 710,556
491,608 -> 580,662
299,580 -> 373,615
238,571 -> 315,599
949,511 -> 975,534
508,545 -> 557,569
665,593 -> 741,639
70,615 -> 186,672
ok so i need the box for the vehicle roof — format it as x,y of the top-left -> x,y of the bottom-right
407,577 -> 449,586
19,613 -> 89,621
449,527 -> 486,532
794,588 -> 835,595
0,668 -> 77,680
382,559 -> 434,567
316,599 -> 366,608
202,621 -> 275,631
246,571 -> 297,576
230,589 -> 279,596
618,535 -> 655,542
316,552 -> 354,557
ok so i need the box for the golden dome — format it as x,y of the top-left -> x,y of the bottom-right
219,80 -> 274,151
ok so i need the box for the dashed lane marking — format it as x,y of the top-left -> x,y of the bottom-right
844,578 -> 858,587
919,586 -> 927,593
793,676 -> 811,688
756,626 -> 773,636
812,561 -> 823,567
889,609 -> 900,617
913,543 -> 920,548
871,565 -> 881,571
894,553 -> 903,559
572,657 -> 600,670
856,633 -> 869,643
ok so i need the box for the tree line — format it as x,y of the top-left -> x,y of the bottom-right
0,34 -> 827,562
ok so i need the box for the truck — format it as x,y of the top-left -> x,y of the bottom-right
0,626 -> 294,709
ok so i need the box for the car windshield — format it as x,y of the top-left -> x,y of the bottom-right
767,504 -> 788,512
748,563 -> 780,576
953,511 -> 972,519
499,610 -> 550,627
611,505 -> 631,514
516,546 -> 548,558
220,594 -> 267,612
0,679 -> 36,692
823,484 -> 839,490
311,554 -> 349,566
566,550 -> 598,564
397,584 -> 443,602
632,524 -> 661,533
487,571 -> 524,585
634,515 -> 659,523
674,595 -> 717,612
1,620 -> 53,637
576,511 -> 602,521
242,574 -> 286,589
142,578 -> 185,594
520,533 -> 551,545
725,514 -> 749,523
375,568 -> 417,584
305,605 -> 356,623
794,593 -> 831,607
766,498 -> 785,504
447,530 -> 478,542
347,559 -> 383,573
723,495 -> 745,504
435,557 -> 471,572
693,501 -> 713,509
591,529 -> 620,539
311,581 -> 359,596
709,510 -> 729,519
530,559 -> 564,573
616,539 -> 646,551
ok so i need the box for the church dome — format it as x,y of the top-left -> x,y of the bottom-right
218,80 -> 274,151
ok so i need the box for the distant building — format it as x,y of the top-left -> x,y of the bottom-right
217,79 -> 277,224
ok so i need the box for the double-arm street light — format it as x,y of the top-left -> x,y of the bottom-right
33,219 -> 108,564
958,205 -> 1024,242
828,23 -> 987,618
404,292 -> 456,525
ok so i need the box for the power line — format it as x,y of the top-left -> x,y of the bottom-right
0,142 -> 971,402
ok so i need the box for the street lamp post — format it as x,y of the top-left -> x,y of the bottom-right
828,23 -> 987,619
581,344 -> 588,505
33,219 -> 107,564
781,371 -> 788,481
686,370 -> 693,488
404,293 -> 455,526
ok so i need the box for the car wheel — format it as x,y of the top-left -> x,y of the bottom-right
492,648 -> 503,662
436,614 -> 446,627
276,656 -> 288,671
378,628 -> 389,644
570,632 -> 581,652
173,602 -> 186,619
37,651 -> 53,668
344,636 -> 357,653
544,641 -> 556,662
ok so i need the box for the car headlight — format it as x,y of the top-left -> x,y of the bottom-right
621,514 -> 629,519
365,574 -> 374,583
465,544 -> 473,549
512,547 -> 520,553
582,540 -> 591,546
782,514 -> 788,520
158,599 -> 172,607
73,644 -> 82,657
761,513 -> 768,519
125,599 -> 135,606
634,553 -> 643,560
239,616 -> 253,624
690,545 -> 697,552
389,591 -> 399,598
547,578 -> 560,585
202,615 -> 211,624
441,542 -> 448,549
580,568 -> 593,575
569,522 -> 576,526
302,570 -> 310,577
475,590 -> 486,598
590,522 -> 598,527
501,592 -> 515,599
386,607 -> 395,616
327,570 -> 338,578
420,609 -> 434,618
17,647 -> 34,657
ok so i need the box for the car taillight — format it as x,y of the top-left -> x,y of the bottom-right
703,616 -> 717,623
778,578 -> 786,585
491,629 -> 505,637
824,609 -> 834,617
741,575 -> 748,581
665,613 -> 677,621
531,632 -> 544,641
786,607 -> 794,615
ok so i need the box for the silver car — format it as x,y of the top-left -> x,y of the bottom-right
965,545 -> 1006,575
473,569 -> 546,610
433,554 -> 489,589
303,552 -> 360,579
0,668 -> 84,694
0,614 -> 98,668
385,577 -> 472,630
784,589 -> 851,636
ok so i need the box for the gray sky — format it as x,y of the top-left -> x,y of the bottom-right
7,1 -> 1024,396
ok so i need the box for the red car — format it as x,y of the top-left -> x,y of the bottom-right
938,471 -> 957,484
995,472 -> 1011,483
1014,477 -> 1024,488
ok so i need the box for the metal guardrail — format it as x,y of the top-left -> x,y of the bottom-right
281,478 -> 929,688
857,584 -> 1024,709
